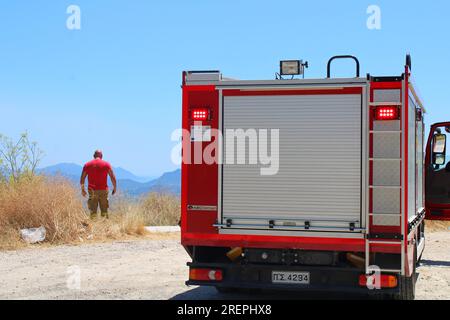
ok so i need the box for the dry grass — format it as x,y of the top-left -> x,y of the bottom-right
0,176 -> 181,250
87,200 -> 148,241
0,176 -> 87,249
426,220 -> 450,233
139,193 -> 180,226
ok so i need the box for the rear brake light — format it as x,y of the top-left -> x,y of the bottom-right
191,108 -> 209,121
359,274 -> 398,288
375,106 -> 399,120
189,268 -> 223,281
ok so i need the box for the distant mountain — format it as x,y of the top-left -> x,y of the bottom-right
38,163 -> 180,196
38,163 -> 150,182
38,163 -> 82,177
132,170 -> 181,195
109,167 -> 154,183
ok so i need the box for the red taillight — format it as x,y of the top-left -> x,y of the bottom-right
191,108 -> 209,121
375,106 -> 399,120
189,268 -> 223,281
359,274 -> 398,288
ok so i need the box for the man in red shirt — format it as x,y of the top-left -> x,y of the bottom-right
80,150 -> 117,219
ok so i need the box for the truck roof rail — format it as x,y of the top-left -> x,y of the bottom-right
327,55 -> 360,78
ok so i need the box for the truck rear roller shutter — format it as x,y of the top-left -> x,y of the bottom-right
221,94 -> 363,233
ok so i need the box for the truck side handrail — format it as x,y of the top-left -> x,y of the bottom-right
327,55 -> 360,78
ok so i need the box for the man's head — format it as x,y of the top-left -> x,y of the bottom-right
93,150 -> 103,159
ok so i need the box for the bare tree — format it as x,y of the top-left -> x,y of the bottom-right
0,132 -> 44,181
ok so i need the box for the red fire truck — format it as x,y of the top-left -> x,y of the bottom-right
180,55 -> 450,299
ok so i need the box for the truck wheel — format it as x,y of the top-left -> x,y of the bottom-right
393,247 -> 417,300
395,275 -> 415,300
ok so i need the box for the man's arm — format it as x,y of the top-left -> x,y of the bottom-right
108,168 -> 117,195
80,170 -> 88,197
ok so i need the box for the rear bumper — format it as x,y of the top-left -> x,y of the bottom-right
186,262 -> 400,295
182,233 -> 401,254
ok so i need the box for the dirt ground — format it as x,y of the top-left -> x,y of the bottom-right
0,231 -> 448,300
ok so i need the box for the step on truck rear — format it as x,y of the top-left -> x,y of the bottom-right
180,55 -> 447,299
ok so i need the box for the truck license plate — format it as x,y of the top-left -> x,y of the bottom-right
272,271 -> 310,284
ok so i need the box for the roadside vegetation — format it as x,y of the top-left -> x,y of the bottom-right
0,133 -> 180,250
426,220 -> 450,232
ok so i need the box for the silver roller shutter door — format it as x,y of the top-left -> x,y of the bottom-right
222,94 -> 362,230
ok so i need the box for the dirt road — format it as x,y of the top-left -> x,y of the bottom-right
0,232 -> 448,300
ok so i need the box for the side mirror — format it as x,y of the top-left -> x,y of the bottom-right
434,154 -> 446,166
432,133 -> 447,166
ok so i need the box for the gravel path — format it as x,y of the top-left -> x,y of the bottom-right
0,232 -> 448,300
415,231 -> 450,300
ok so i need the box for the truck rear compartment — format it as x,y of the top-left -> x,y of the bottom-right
181,57 -> 427,299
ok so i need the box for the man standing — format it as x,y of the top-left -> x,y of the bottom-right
80,150 -> 117,219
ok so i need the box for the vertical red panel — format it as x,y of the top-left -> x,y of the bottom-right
181,85 -> 219,236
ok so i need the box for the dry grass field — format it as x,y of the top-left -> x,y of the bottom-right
0,176 -> 180,250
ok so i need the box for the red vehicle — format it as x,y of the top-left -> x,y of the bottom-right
180,55 -> 449,299
425,122 -> 450,220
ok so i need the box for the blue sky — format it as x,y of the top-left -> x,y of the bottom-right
1,0 -> 449,177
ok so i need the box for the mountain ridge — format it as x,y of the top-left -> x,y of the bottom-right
38,163 -> 180,196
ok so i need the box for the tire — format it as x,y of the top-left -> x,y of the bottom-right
395,275 -> 415,300
393,246 -> 417,300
